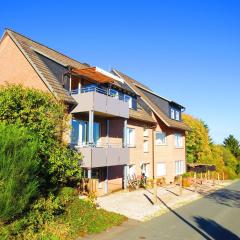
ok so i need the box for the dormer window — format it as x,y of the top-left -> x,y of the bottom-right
175,110 -> 180,121
170,108 -> 181,121
124,94 -> 133,108
170,108 -> 175,119
124,94 -> 137,110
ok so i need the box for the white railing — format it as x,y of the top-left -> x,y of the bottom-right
73,142 -> 124,148
70,86 -> 125,102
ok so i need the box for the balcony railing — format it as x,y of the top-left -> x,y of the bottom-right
74,143 -> 129,168
70,86 -> 126,102
70,86 -> 129,118
73,142 -> 124,148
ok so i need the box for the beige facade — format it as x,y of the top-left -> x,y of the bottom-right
153,114 -> 186,183
127,119 -> 154,179
0,35 -> 49,91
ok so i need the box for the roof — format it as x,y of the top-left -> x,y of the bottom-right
129,108 -> 156,124
5,28 -> 88,103
113,69 -> 190,131
2,29 -> 186,127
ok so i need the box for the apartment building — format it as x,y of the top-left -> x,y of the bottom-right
0,29 -> 190,196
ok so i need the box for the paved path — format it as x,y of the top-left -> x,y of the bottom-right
84,180 -> 240,240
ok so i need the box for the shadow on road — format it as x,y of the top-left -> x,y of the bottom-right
206,188 -> 240,208
155,194 -> 212,240
146,187 -> 239,240
194,216 -> 240,240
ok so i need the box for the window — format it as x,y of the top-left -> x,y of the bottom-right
127,165 -> 136,179
124,94 -> 133,108
141,163 -> 150,177
156,132 -> 167,145
71,119 -> 80,145
157,163 -> 166,177
109,89 -> 119,99
143,128 -> 149,137
175,110 -> 180,121
175,133 -> 183,148
175,160 -> 185,175
170,108 -> 175,119
170,108 -> 181,121
143,140 -> 149,153
132,97 -> 137,110
93,122 -> 101,145
71,119 -> 100,146
126,128 -> 135,147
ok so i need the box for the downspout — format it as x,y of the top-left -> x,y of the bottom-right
152,127 -> 155,179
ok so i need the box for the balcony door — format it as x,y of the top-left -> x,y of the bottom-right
71,119 -> 100,146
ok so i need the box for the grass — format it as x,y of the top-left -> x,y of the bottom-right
0,193 -> 127,240
54,198 -> 126,239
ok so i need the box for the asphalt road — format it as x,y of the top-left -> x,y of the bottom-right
110,180 -> 240,240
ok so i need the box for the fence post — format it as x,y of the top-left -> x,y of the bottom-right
179,176 -> 183,196
212,172 -> 215,186
153,178 -> 157,204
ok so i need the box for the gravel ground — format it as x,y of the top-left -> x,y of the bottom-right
97,180 -> 234,221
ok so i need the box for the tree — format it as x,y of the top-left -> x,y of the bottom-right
182,114 -> 212,163
0,123 -> 40,222
0,85 -> 82,188
223,135 -> 240,158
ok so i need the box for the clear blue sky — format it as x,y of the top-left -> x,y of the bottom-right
1,0 -> 239,143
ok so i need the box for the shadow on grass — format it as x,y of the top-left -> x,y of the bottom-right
194,216 -> 240,240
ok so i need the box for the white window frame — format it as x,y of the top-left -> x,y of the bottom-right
141,163 -> 150,177
175,133 -> 183,148
71,119 -> 101,146
143,140 -> 149,153
126,127 -> 135,147
175,160 -> 185,175
175,110 -> 180,121
170,108 -> 175,119
157,162 -> 166,177
143,128 -> 149,137
124,94 -> 133,109
127,164 -> 136,179
156,131 -> 167,145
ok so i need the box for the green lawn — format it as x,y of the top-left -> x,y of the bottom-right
0,193 -> 127,240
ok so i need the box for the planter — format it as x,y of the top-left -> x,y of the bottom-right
182,177 -> 191,187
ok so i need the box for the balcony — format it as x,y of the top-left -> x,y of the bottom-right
75,143 -> 129,168
70,86 -> 129,118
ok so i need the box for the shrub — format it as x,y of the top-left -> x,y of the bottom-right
0,85 -> 82,187
48,145 -> 82,186
0,123 -> 40,222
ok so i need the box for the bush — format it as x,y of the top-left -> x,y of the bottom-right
48,145 -> 82,186
0,188 -> 126,240
0,123 -> 40,222
0,85 -> 82,188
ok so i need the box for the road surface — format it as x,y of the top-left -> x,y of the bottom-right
86,180 -> 240,240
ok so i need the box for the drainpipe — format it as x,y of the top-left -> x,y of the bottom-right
105,119 -> 110,194
123,119 -> 128,189
152,127 -> 155,179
